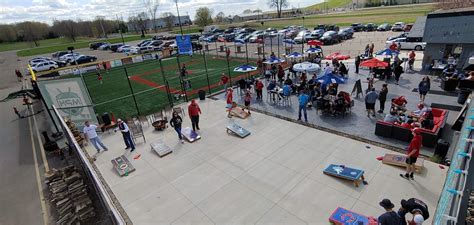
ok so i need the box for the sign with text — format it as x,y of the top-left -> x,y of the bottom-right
176,35 -> 193,55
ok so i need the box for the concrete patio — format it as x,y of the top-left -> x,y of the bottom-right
85,99 -> 447,225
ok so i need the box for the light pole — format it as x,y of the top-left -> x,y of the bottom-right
174,0 -> 184,36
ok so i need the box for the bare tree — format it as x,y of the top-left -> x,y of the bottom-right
214,12 -> 225,24
268,0 -> 289,18
16,21 -> 49,47
52,20 -> 78,41
137,12 -> 149,37
143,0 -> 160,32
242,9 -> 253,14
161,12 -> 175,31
0,24 -> 17,42
194,7 -> 213,27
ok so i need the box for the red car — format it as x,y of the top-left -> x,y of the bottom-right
324,52 -> 350,60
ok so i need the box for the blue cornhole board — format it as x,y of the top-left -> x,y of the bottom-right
226,123 -> 251,138
323,164 -> 366,187
181,127 -> 201,143
329,207 -> 374,225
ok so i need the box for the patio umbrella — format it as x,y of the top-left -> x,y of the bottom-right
234,39 -> 245,45
324,52 -> 350,60
283,39 -> 296,45
293,62 -> 320,73
360,58 -> 389,68
307,40 -> 323,46
304,47 -> 322,54
317,71 -> 345,85
263,57 -> 285,64
233,64 -> 257,72
375,48 -> 399,56
286,52 -> 303,58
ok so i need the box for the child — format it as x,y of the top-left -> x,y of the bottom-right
97,72 -> 103,84
243,90 -> 251,115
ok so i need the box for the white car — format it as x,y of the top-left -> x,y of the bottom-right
30,61 -> 58,73
59,53 -> 81,62
392,22 -> 405,31
29,58 -> 52,65
117,45 -> 132,52
385,37 -> 426,51
139,46 -> 155,54
293,30 -> 315,44
127,47 -> 140,55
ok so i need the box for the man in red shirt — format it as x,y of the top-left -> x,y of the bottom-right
255,79 -> 264,100
188,100 -> 202,132
401,128 -> 422,180
220,73 -> 229,90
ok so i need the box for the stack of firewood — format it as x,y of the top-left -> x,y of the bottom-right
65,119 -> 84,146
46,165 -> 95,224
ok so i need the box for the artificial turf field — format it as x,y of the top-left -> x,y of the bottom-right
78,54 -> 258,119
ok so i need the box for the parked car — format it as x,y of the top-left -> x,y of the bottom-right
249,34 -> 264,43
189,34 -> 200,41
89,42 -> 107,50
155,41 -> 175,51
364,23 -> 377,32
202,34 -> 219,42
311,29 -> 325,39
235,33 -> 250,42
137,39 -> 152,47
351,23 -> 365,32
144,40 -> 163,47
403,23 -> 413,32
385,37 -> 426,50
338,28 -> 354,40
29,57 -> 53,65
139,46 -> 155,54
392,22 -> 405,31
52,51 -> 68,59
387,32 -> 408,41
377,23 -> 392,31
52,60 -> 67,67
98,43 -> 111,50
110,43 -> 124,52
162,34 -> 176,40
319,31 -> 340,45
192,42 -> 203,51
31,61 -> 59,73
117,45 -> 132,52
294,30 -> 312,44
59,53 -> 81,62
224,27 -> 237,34
70,55 -> 97,65
128,47 -> 140,55
314,24 -> 327,31
326,24 -> 340,32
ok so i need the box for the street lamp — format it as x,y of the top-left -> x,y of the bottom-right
174,0 -> 184,36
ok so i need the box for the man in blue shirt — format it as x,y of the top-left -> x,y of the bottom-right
282,84 -> 291,97
297,91 -> 310,122
365,88 -> 379,118
378,199 -> 401,225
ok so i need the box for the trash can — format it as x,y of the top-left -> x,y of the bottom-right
198,90 -> 206,100
457,88 -> 471,104
219,45 -> 224,52
236,46 -> 242,53
435,139 -> 450,159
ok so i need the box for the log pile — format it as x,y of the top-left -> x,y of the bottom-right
65,119 -> 84,146
46,165 -> 95,224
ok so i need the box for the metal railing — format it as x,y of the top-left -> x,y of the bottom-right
433,99 -> 473,224
52,105 -> 128,225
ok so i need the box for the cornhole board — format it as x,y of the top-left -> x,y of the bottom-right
229,107 -> 250,119
329,207 -> 376,225
382,153 -> 424,172
323,164 -> 367,187
150,141 -> 172,157
181,127 -> 201,143
226,123 -> 251,138
111,155 -> 136,177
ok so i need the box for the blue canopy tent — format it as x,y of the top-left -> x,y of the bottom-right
304,47 -> 323,54
317,72 -> 345,85
234,65 -> 257,72
283,39 -> 296,45
286,52 -> 303,59
264,57 -> 285,64
375,48 -> 399,56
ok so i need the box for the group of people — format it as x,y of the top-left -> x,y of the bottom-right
378,197 -> 429,225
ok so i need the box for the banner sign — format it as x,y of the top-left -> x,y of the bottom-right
176,35 -> 193,55
37,78 -> 97,129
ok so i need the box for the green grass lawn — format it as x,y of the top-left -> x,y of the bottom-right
77,55 -> 255,118
13,35 -> 150,57
304,0 -> 352,11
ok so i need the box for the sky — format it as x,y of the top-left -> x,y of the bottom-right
0,0 -> 322,24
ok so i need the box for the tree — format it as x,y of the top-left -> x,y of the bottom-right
194,7 -> 213,27
143,0 -> 159,32
214,12 -> 225,24
52,20 -> 78,41
162,12 -> 175,31
253,9 -> 262,13
242,9 -> 253,14
0,24 -> 17,42
268,0 -> 289,18
17,21 -> 49,46
136,12 -> 149,37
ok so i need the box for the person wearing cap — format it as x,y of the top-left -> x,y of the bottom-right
401,128 -> 423,180
398,198 -> 429,225
188,100 -> 202,132
378,199 -> 401,225
412,103 -> 430,117
83,121 -> 108,153
115,119 -> 135,152
409,209 -> 425,225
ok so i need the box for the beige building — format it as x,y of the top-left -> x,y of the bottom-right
352,0 -> 433,8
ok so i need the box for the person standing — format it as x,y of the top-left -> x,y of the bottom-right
226,88 -> 234,118
378,84 -> 388,113
188,100 -> 202,132
83,121 -> 108,153
401,128 -> 422,180
220,73 -> 229,91
369,43 -> 375,56
398,198 -> 430,225
102,61 -> 108,72
170,112 -> 184,143
355,56 -> 361,74
297,91 -> 309,122
365,88 -> 379,118
409,209 -> 425,225
180,63 -> 188,78
13,106 -> 22,118
378,199 -> 401,225
394,62 -> 403,85
116,119 -> 135,152
277,65 -> 285,84
408,50 -> 416,72
97,71 -> 103,84
15,69 -> 23,82
418,76 -> 430,102
255,79 -> 264,100
243,90 -> 252,115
